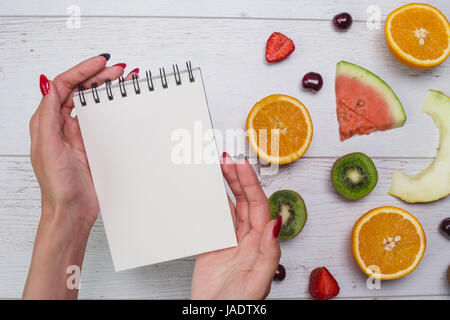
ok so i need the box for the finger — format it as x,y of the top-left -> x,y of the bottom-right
61,65 -> 127,118
53,55 -> 108,102
62,113 -> 85,152
250,218 -> 281,297
221,153 -> 250,240
227,195 -> 238,233
29,110 -> 39,158
37,75 -> 62,140
235,157 -> 270,233
81,64 -> 126,89
123,67 -> 139,81
29,107 -> 40,141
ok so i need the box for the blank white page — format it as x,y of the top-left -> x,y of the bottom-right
74,68 -> 237,271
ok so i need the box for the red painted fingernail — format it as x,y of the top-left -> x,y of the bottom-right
273,216 -> 282,238
113,63 -> 127,69
222,152 -> 228,158
126,68 -> 139,77
39,74 -> 50,96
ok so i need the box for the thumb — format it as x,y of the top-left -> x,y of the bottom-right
251,217 -> 282,294
38,74 -> 62,138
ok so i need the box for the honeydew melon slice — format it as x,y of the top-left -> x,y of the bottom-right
388,90 -> 450,203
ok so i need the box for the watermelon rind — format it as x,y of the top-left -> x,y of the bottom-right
336,61 -> 406,127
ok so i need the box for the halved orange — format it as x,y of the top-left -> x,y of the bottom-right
246,94 -> 313,164
352,206 -> 426,280
385,3 -> 450,69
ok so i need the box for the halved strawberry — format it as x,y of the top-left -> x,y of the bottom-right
309,267 -> 340,300
265,32 -> 295,63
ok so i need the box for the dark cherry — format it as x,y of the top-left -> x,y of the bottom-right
439,218 -> 450,239
332,12 -> 353,31
447,265 -> 450,285
273,264 -> 286,281
302,72 -> 323,92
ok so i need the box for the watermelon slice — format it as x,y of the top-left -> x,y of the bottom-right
335,61 -> 406,141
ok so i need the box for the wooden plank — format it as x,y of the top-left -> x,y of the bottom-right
0,0 -> 448,21
0,157 -> 448,299
0,17 -> 449,157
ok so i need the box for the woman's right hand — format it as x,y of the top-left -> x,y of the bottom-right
191,154 -> 282,299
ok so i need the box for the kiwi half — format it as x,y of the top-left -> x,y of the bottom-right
269,190 -> 307,239
331,152 -> 378,200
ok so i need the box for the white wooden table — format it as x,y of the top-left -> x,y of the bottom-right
0,0 -> 449,299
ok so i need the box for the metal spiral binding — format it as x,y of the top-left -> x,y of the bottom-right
173,64 -> 181,85
105,80 -> 113,100
91,83 -> 100,103
77,61 -> 195,106
119,76 -> 127,97
78,84 -> 87,106
159,67 -> 168,88
132,73 -> 141,94
186,61 -> 194,82
146,70 -> 154,91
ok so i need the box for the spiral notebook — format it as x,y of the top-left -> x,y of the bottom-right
73,62 -> 237,271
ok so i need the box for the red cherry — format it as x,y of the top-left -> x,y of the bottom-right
273,264 -> 286,281
333,12 -> 353,31
302,72 -> 323,92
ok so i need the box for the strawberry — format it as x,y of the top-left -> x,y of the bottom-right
309,267 -> 340,300
265,32 -> 295,63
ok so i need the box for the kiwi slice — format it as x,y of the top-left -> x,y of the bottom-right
331,152 -> 378,200
269,190 -> 307,239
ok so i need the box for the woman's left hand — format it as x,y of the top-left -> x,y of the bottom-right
24,55 -> 137,299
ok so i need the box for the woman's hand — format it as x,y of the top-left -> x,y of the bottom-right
191,154 -> 282,299
24,55 -> 137,299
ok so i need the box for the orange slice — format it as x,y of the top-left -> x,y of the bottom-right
352,206 -> 426,280
385,3 -> 450,69
246,94 -> 313,164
